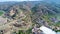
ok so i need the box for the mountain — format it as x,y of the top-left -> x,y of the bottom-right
0,1 -> 60,34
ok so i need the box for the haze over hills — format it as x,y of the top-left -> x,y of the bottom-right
0,1 -> 60,34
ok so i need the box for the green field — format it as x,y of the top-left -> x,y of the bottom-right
0,10 -> 4,16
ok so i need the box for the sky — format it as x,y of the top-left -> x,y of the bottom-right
0,0 -> 60,4
0,0 -> 43,2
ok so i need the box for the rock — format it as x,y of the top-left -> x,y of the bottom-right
50,17 -> 59,23
0,16 -> 7,25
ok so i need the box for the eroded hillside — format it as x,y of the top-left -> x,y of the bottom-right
0,1 -> 60,34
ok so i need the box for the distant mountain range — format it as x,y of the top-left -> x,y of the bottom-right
0,1 -> 60,13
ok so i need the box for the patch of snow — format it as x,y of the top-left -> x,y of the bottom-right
40,26 -> 56,34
